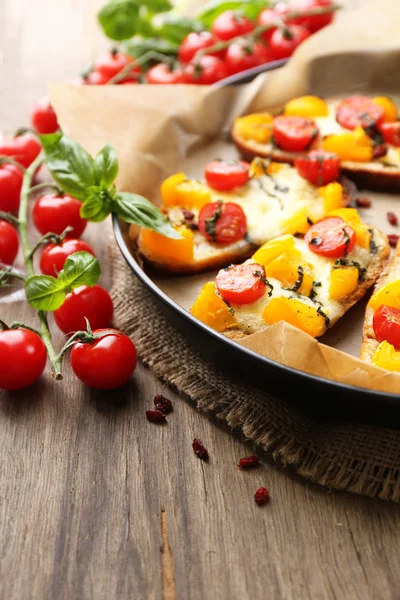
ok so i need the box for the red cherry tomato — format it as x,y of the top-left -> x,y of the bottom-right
211,10 -> 255,41
294,150 -> 340,186
186,56 -> 229,84
269,25 -> 311,60
379,122 -> 400,147
373,305 -> 400,350
54,285 -> 113,334
225,40 -> 273,75
336,96 -> 385,131
30,97 -> 59,134
216,262 -> 267,304
33,194 -> 87,238
0,220 -> 19,265
0,164 -> 23,213
273,115 -> 318,152
85,70 -> 110,85
305,216 -> 356,258
146,63 -> 191,84
204,160 -> 250,190
94,51 -> 139,80
117,74 -> 140,85
0,134 -> 41,169
39,239 -> 95,276
292,0 -> 334,32
70,329 -> 137,390
198,202 -> 247,244
178,31 -> 221,64
258,8 -> 281,43
0,328 -> 47,390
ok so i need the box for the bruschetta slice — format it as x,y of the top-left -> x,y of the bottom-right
190,209 -> 389,339
232,95 -> 400,192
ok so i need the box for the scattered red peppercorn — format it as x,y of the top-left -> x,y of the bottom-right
238,455 -> 260,469
388,234 -> 399,248
254,487 -> 270,505
355,197 -> 371,208
387,212 -> 398,226
154,394 -> 173,414
373,145 -> 387,159
146,409 -> 166,423
192,439 -> 209,460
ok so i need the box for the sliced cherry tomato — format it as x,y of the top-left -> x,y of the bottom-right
146,63 -> 191,84
178,31 -> 221,64
269,25 -> 311,60
373,305 -> 400,350
30,97 -> 59,134
54,285 -> 114,334
39,239 -> 95,276
0,328 -> 47,390
305,216 -> 356,258
94,51 -> 139,80
379,122 -> 400,147
186,55 -> 229,84
0,134 -> 41,169
225,40 -> 273,75
336,96 -> 385,131
0,220 -> 19,265
294,150 -> 340,185
204,160 -> 250,190
0,164 -> 23,213
211,10 -> 255,41
216,262 -> 267,304
273,115 -> 318,152
71,329 -> 137,390
291,0 -> 334,32
33,194 -> 87,238
198,201 -> 247,244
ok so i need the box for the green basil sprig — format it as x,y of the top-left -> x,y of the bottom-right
39,133 -> 180,239
197,0 -> 270,27
25,252 -> 101,311
98,0 -> 172,41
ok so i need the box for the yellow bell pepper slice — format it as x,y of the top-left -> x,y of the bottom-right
319,182 -> 343,214
328,208 -> 371,249
322,127 -> 374,162
161,174 -> 211,210
369,280 -> 400,311
372,96 -> 398,123
234,113 -> 273,144
284,95 -> 329,118
249,157 -> 283,178
265,253 -> 314,297
281,208 -> 311,236
190,282 -> 237,332
252,235 -> 297,266
372,341 -> 400,372
161,173 -> 186,206
140,225 -> 194,267
263,297 -> 327,337
330,266 -> 359,301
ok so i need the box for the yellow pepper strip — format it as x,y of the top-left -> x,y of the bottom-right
322,127 -> 374,163
284,95 -> 329,118
140,225 -> 194,267
369,280 -> 400,311
249,157 -> 283,178
161,173 -> 186,206
281,207 -> 312,236
319,182 -> 343,214
234,113 -> 273,144
265,253 -> 314,297
262,297 -> 327,337
372,96 -> 398,123
328,207 -> 371,249
372,341 -> 400,372
252,235 -> 297,266
330,266 -> 359,301
174,180 -> 212,210
190,282 -> 237,332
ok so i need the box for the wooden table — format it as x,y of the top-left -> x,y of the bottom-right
1,1 -> 400,599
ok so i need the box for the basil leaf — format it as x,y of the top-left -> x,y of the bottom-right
80,190 -> 114,222
157,15 -> 203,44
25,276 -> 66,312
241,0 -> 270,20
197,0 -> 266,27
94,144 -> 119,187
113,192 -> 181,239
124,37 -> 178,61
39,133 -> 96,202
143,0 -> 172,13
98,0 -> 140,41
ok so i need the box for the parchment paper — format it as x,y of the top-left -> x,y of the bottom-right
49,0 -> 400,393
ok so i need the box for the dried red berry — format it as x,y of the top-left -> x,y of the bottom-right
146,409 -> 166,423
182,209 -> 195,221
387,211 -> 398,226
355,197 -> 371,208
154,394 -> 173,414
192,439 -> 209,460
254,487 -> 269,505
388,234 -> 399,248
238,455 -> 260,469
373,145 -> 387,159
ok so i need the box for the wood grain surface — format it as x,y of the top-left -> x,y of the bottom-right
1,1 -> 400,599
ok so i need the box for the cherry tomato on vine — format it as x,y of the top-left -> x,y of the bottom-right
294,150 -> 340,186
258,8 -> 282,43
94,51 -> 139,80
336,96 -> 385,131
305,216 -> 356,258
225,40 -> 273,75
291,0 -> 334,32
273,115 -> 318,152
54,285 -> 114,334
39,239 -> 95,276
85,70 -> 110,85
211,10 -> 255,41
204,160 -> 250,190
373,305 -> 400,350
0,328 -> 47,390
33,194 -> 87,238
198,201 -> 247,244
269,25 -> 311,60
0,164 -> 24,213
178,31 -> 221,64
186,56 -> 229,84
70,329 -> 137,390
0,134 -> 41,169
216,262 -> 267,304
146,63 -> 191,84
0,220 -> 19,265
30,97 -> 59,134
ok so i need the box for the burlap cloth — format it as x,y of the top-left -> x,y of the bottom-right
109,236 -> 400,503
